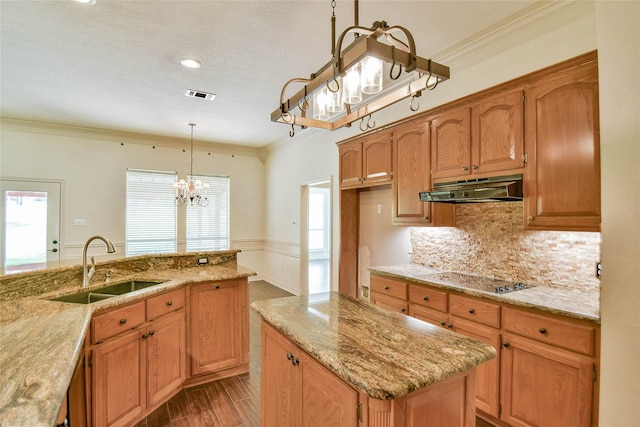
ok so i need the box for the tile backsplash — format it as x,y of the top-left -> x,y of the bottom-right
411,202 -> 600,292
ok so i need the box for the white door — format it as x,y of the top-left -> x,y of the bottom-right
1,179 -> 61,272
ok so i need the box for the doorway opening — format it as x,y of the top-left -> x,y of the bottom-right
1,179 -> 61,273
301,178 -> 332,295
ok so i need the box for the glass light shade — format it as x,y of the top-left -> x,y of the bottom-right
313,88 -> 330,120
361,56 -> 383,94
327,76 -> 344,113
342,63 -> 362,104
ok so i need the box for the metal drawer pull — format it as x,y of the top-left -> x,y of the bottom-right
423,296 -> 429,301
384,286 -> 390,290
440,321 -> 446,326
215,284 -> 220,289
167,301 -> 173,306
468,308 -> 475,314
119,318 -> 127,325
149,330 -> 155,336
539,327 -> 547,334
400,308 -> 406,313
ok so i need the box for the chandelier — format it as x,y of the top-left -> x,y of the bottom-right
174,123 -> 209,207
271,0 -> 450,137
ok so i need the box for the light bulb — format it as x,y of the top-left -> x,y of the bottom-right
313,88 -> 330,120
361,56 -> 383,94
342,63 -> 362,104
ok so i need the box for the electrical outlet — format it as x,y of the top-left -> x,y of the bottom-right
596,261 -> 601,278
73,218 -> 85,226
197,257 -> 208,265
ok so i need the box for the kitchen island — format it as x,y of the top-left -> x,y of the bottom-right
252,292 -> 496,426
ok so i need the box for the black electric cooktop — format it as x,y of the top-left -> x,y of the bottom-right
424,271 -> 534,294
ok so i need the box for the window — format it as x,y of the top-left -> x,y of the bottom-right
126,170 -> 177,255
186,174 -> 230,251
125,170 -> 230,256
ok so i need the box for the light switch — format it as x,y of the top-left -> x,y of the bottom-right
376,204 -> 382,214
73,219 -> 85,226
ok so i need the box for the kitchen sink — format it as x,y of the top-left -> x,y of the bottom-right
48,280 -> 165,304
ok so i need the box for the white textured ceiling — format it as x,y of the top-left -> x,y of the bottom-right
1,0 -> 536,148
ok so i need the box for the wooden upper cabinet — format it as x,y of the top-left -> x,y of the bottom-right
524,59 -> 601,231
472,89 -> 525,175
431,107 -> 471,181
339,130 -> 392,189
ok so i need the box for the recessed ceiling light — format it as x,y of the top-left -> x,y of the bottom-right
180,58 -> 202,69
75,0 -> 96,4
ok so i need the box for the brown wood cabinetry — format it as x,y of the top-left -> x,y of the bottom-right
370,275 -> 408,315
189,279 -> 249,377
339,130 -> 392,189
524,58 -> 600,231
431,107 -> 472,180
261,321 -> 358,427
91,289 -> 186,427
500,307 -> 597,427
372,273 -> 599,426
431,90 -> 525,183
392,120 -> 455,226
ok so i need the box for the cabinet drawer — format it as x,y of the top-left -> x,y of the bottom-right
370,276 -> 407,300
92,301 -> 145,344
449,294 -> 500,328
410,304 -> 448,328
371,292 -> 408,315
503,307 -> 596,356
408,285 -> 448,312
147,287 -> 185,320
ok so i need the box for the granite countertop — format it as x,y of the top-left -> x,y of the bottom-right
368,264 -> 600,323
251,292 -> 496,401
0,253 -> 255,427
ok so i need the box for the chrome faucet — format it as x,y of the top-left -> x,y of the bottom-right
82,235 -> 116,287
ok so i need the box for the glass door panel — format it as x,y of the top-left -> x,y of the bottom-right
1,180 -> 61,273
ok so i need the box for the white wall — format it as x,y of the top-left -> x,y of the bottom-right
0,121 -> 266,275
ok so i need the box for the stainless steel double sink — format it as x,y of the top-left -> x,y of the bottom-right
48,280 -> 164,304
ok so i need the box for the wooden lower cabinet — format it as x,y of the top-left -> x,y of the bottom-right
189,279 -> 249,376
261,321 -> 477,427
500,332 -> 594,427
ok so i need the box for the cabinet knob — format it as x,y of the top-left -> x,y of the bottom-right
400,308 -> 406,313
424,216 -> 429,220
119,318 -> 127,325
384,286 -> 390,290
142,333 -> 148,339
215,284 -> 220,289
149,330 -> 155,336
527,215 -> 534,222
287,353 -> 294,361
463,166 -> 469,171
292,357 -> 300,367
167,301 -> 173,306
447,323 -> 453,329
503,342 -> 510,348
472,165 -> 479,170
468,308 -> 475,314
539,327 -> 547,334
423,296 -> 429,301
440,321 -> 446,326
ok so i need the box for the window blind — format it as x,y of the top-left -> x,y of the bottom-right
126,169 -> 177,255
186,174 -> 230,251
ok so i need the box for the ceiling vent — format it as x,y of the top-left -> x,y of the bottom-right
185,90 -> 216,101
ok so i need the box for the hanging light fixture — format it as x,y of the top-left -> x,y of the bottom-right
174,123 -> 209,207
272,0 -> 450,136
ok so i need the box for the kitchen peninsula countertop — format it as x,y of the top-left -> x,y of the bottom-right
0,251 -> 255,427
368,264 -> 600,323
252,292 -> 496,400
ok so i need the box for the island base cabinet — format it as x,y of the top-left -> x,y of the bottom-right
500,332 -> 594,427
261,321 -> 478,427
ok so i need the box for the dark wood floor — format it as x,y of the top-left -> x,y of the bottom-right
137,280 -> 494,426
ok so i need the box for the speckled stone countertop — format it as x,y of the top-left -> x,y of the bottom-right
0,251 -> 255,427
369,264 -> 600,323
252,292 -> 496,400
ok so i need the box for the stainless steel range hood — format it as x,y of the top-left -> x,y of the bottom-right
419,174 -> 523,203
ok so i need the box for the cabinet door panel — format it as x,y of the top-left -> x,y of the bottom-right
339,141 -> 363,188
431,108 -> 471,180
190,280 -> 244,375
301,352 -> 358,426
363,132 -> 393,184
451,316 -> 500,419
501,333 -> 593,427
525,61 -> 600,231
261,322 -> 302,427
93,330 -> 146,427
472,90 -> 524,174
393,122 -> 430,224
147,311 -> 186,406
